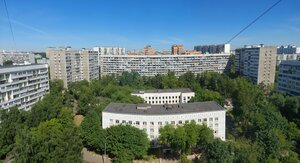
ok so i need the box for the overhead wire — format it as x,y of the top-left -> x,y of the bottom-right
3,0 -> 17,51
225,0 -> 283,44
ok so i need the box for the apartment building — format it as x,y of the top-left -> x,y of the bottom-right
99,53 -> 231,77
194,44 -> 230,54
277,60 -> 300,95
131,88 -> 195,105
92,46 -> 125,55
0,51 -> 35,65
171,45 -> 184,55
47,47 -> 99,87
143,45 -> 155,55
277,45 -> 300,54
102,101 -> 226,142
276,54 -> 300,66
235,45 -> 276,85
0,64 -> 49,110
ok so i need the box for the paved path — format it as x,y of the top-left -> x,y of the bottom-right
82,148 -> 111,163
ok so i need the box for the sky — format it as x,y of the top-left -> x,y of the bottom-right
0,0 -> 299,51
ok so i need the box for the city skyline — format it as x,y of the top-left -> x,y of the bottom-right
0,0 -> 299,51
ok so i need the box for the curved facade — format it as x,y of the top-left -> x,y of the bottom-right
102,102 -> 226,142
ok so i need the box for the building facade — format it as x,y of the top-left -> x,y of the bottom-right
235,45 -> 276,85
102,101 -> 226,142
99,53 -> 231,77
0,51 -> 35,65
0,64 -> 49,110
131,88 -> 195,105
47,47 -> 99,87
143,45 -> 155,55
194,44 -> 230,54
277,45 -> 300,54
171,45 -> 184,55
92,46 -> 126,55
277,60 -> 300,95
276,54 -> 300,66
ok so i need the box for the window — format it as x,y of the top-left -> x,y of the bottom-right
116,120 -> 119,124
185,120 -> 189,123
215,117 -> 218,121
122,120 -> 126,124
150,122 -> 154,125
150,129 -> 154,132
128,121 -> 132,124
136,121 -> 140,125
209,118 -> 213,121
158,122 -> 162,126
165,121 -> 169,125
171,121 -> 175,125
198,119 -> 202,122
143,122 -> 147,125
178,120 -> 182,124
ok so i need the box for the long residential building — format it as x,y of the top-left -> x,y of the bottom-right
102,101 -> 226,142
92,46 -> 126,55
235,45 -> 276,85
131,88 -> 195,105
99,53 -> 231,77
194,44 -> 230,54
277,60 -> 300,95
277,45 -> 300,54
0,64 -> 49,110
47,47 -> 99,87
0,51 -> 35,65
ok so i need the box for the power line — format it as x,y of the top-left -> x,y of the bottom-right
225,0 -> 282,44
3,0 -> 17,51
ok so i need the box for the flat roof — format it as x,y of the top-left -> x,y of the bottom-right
132,88 -> 193,94
0,64 -> 48,73
103,101 -> 225,115
280,60 -> 300,66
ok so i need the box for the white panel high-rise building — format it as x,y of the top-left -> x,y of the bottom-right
0,64 -> 49,110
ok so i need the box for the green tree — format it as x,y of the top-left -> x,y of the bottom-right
203,139 -> 234,163
14,118 -> 82,163
0,107 -> 27,159
3,60 -> 13,66
233,139 -> 262,163
80,110 -> 106,153
106,125 -> 150,163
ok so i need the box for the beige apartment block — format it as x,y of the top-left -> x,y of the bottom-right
47,47 -> 99,87
235,45 -> 276,85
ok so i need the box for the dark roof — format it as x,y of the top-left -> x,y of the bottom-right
103,101 -> 225,115
132,88 -> 193,94
280,60 -> 300,66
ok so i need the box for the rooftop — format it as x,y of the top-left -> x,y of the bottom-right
280,60 -> 300,66
103,101 -> 225,115
132,88 -> 193,94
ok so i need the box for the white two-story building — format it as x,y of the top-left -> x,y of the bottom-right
131,88 -> 195,105
102,101 -> 226,142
